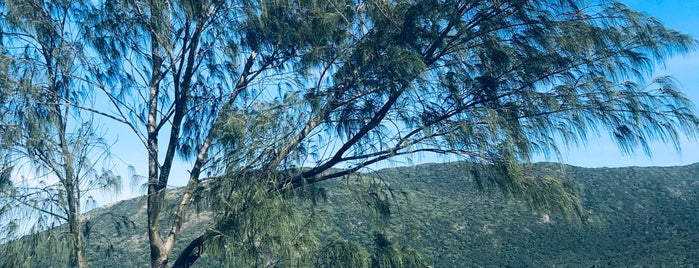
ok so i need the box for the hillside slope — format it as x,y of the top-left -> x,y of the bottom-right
3,162 -> 699,267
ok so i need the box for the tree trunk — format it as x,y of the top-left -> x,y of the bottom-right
68,203 -> 88,268
60,115 -> 88,268
147,190 -> 169,268
66,178 -> 88,268
151,249 -> 169,268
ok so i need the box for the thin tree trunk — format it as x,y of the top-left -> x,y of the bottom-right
59,119 -> 88,268
54,71 -> 89,267
66,188 -> 88,268
63,144 -> 88,268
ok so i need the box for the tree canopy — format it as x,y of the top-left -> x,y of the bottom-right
1,0 -> 698,267
0,0 -> 121,266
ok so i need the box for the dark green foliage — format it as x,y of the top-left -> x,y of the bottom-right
204,175 -> 321,267
315,240 -> 370,268
315,162 -> 699,267
371,232 -> 427,268
372,232 -> 402,268
3,0 -> 699,267
398,247 -> 427,268
0,232 -> 70,267
468,162 -> 585,222
4,161 -> 699,267
0,166 -> 11,192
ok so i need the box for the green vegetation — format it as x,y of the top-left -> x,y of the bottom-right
4,161 -> 697,267
2,0 -> 699,267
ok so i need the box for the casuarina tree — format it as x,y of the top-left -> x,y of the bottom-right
1,0 -> 698,267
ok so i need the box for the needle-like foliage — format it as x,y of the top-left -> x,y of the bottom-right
0,1 -> 121,267
2,0 -> 698,267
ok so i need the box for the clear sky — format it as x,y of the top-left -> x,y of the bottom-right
539,0 -> 699,167
98,0 -> 699,204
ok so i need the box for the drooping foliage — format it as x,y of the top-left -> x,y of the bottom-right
194,171 -> 321,267
370,232 -> 427,268
0,0 -> 121,267
1,0 -> 698,267
316,240 -> 371,268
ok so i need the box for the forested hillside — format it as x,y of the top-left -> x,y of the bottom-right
3,162 -> 699,267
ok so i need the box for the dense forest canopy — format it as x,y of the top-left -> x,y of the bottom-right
1,0 -> 698,267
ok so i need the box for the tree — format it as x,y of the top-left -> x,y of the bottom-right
0,1 -> 121,267
2,0 -> 698,267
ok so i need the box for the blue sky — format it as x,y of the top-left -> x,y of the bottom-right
540,0 -> 699,167
100,1 -> 699,204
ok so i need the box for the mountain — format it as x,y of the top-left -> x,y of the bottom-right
3,162 -> 699,267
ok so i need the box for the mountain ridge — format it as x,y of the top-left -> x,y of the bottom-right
3,161 -> 699,267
